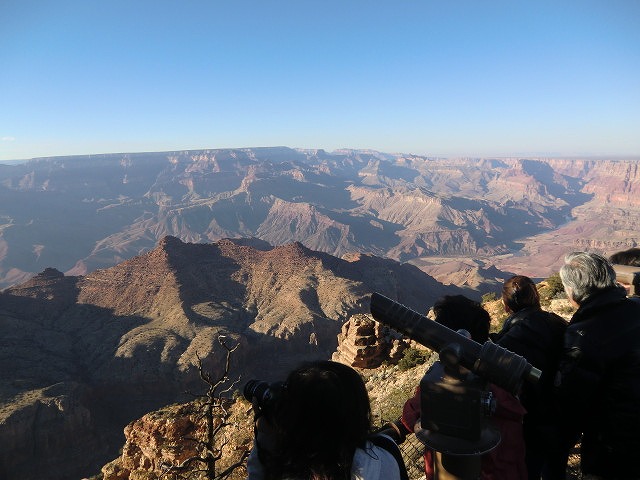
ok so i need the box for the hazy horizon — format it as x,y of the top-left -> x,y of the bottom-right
1,1 -> 639,161
3,146 -> 640,165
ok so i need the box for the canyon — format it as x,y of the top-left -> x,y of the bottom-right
1,148 -> 638,478
1,148 -> 638,292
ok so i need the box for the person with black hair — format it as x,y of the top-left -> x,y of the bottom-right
246,360 -> 406,480
399,295 -> 527,480
558,252 -> 640,479
492,275 -> 569,479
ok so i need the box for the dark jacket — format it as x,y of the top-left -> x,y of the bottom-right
557,286 -> 640,479
492,307 -> 567,429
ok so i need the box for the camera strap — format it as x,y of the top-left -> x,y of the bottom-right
369,433 -> 409,480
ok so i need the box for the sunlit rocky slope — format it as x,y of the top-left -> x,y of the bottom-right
0,236 -> 452,480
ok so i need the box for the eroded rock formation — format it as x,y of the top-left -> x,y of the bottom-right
332,314 -> 407,369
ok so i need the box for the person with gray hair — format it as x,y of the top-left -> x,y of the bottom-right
557,252 -> 640,479
560,252 -> 619,305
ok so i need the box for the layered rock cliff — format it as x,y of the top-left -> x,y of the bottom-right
3,148 -> 638,291
332,313 -> 407,369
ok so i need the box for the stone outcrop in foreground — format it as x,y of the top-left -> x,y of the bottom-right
100,400 -> 254,480
332,313 -> 407,368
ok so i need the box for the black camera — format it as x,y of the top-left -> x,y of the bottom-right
243,379 -> 285,417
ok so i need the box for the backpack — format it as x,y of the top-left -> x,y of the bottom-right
369,434 -> 410,480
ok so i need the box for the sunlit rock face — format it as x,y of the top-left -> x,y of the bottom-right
332,313 -> 407,369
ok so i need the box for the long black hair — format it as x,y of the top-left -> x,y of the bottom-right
266,360 -> 372,479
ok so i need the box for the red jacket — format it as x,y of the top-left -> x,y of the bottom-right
402,382 -> 527,480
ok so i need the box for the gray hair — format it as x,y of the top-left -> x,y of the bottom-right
559,251 -> 617,305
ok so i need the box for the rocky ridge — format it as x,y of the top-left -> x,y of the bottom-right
0,236 -> 452,480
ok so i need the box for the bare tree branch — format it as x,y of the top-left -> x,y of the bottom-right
215,450 -> 251,480
159,335 -> 247,479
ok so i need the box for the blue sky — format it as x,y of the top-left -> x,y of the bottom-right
1,1 -> 639,160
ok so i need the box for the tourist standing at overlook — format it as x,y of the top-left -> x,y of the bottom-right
557,252 -> 640,479
492,275 -> 569,480
245,360 -> 406,480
